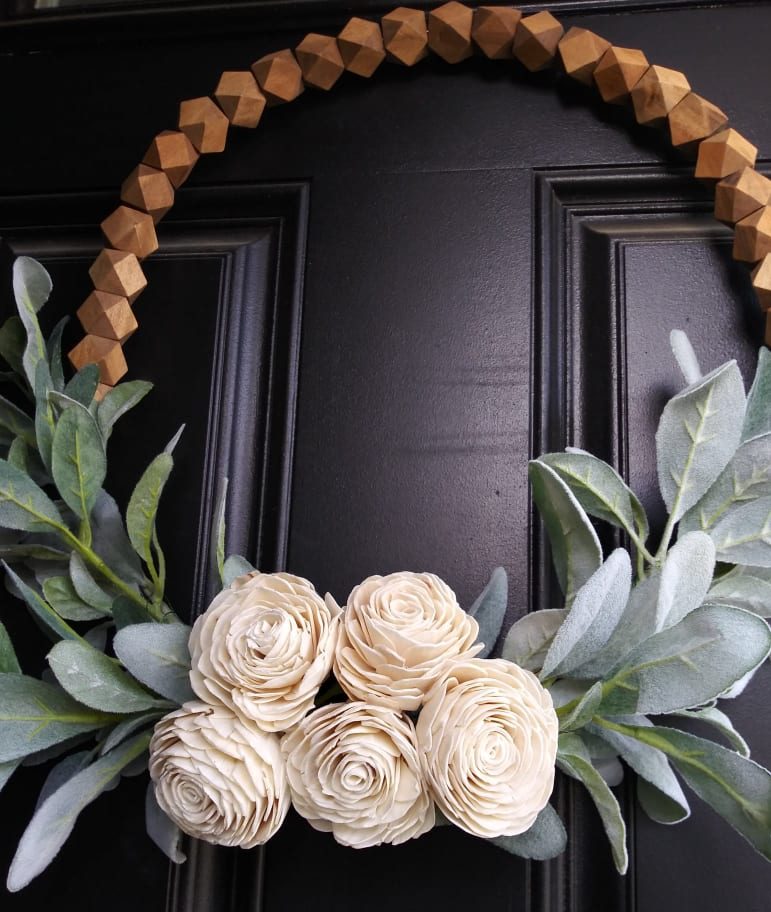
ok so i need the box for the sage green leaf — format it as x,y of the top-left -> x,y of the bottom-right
0,316 -> 26,377
113,622 -> 194,705
656,360 -> 745,522
742,347 -> 771,442
657,531 -> 715,629
708,569 -> 771,617
101,710 -> 164,756
670,706 -> 750,758
91,490 -> 145,586
43,575 -> 106,622
13,257 -> 52,389
670,329 -> 702,386
0,541 -> 67,562
51,401 -> 106,521
112,595 -> 151,630
557,732 -> 628,874
4,562 -> 79,641
8,437 -> 48,486
35,751 -> 92,811
0,620 -> 21,673
63,364 -> 100,408
7,731 -> 151,892
223,554 -> 256,587
46,316 -> 68,392
33,362 -> 55,475
0,394 -> 35,447
69,552 -> 113,613
501,609 -> 567,673
97,380 -> 153,441
146,783 -> 187,864
559,681 -> 603,732
0,759 -> 20,793
528,460 -> 602,608
126,446 -> 175,579
541,549 -> 631,679
0,457 -> 62,532
710,495 -> 771,567
212,476 -> 228,585
488,803 -> 567,861
468,566 -> 508,659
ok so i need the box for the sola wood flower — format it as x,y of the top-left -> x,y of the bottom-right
333,571 -> 481,711
189,571 -> 341,732
417,659 -> 559,838
149,701 -> 289,848
281,701 -> 435,848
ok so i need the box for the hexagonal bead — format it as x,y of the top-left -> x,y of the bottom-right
120,164 -> 175,223
630,65 -> 690,126
337,17 -> 386,77
593,46 -> 648,105
179,97 -> 229,154
733,206 -> 771,263
752,254 -> 771,311
382,7 -> 428,67
88,249 -> 147,302
95,383 -> 112,402
77,290 -> 137,343
296,33 -> 345,90
143,130 -> 199,188
251,50 -> 305,105
714,168 -> 771,225
101,206 -> 158,261
512,11 -> 564,73
695,128 -> 758,180
428,2 -> 474,64
472,6 -> 521,60
558,27 -> 611,85
214,71 -> 266,128
668,92 -> 728,151
68,335 -> 128,387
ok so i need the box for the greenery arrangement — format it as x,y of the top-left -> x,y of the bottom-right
0,257 -> 769,893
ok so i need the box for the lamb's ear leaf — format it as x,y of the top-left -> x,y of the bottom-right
13,257 -> 52,389
670,707 -> 750,758
670,329 -> 702,386
708,568 -> 771,617
559,682 -> 603,733
657,531 -> 715,629
501,609 -> 568,673
222,555 -> 256,588
488,803 -> 567,861
113,623 -> 194,706
469,567 -> 508,659
0,620 -> 21,674
145,782 -> 187,864
46,317 -> 68,393
709,495 -> 771,567
742,347 -> 771,442
62,364 -> 100,408
212,477 -> 228,586
97,380 -> 153,441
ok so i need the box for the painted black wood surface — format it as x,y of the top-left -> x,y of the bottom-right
1,2 -> 770,911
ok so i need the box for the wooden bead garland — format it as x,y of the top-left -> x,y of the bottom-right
214,72 -> 267,128
338,17 -> 387,77
512,11 -> 564,72
251,50 -> 305,105
694,128 -> 758,180
668,92 -> 729,150
593,46 -> 649,105
471,6 -> 521,60
715,168 -> 771,225
630,65 -> 690,126
142,130 -> 199,188
296,34 -> 345,90
558,27 -> 611,85
121,164 -> 175,223
428,2 -> 474,65
382,7 -> 429,67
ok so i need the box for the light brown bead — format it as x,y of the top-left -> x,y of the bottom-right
715,168 -> 771,225
251,50 -> 305,105
179,97 -> 229,154
214,71 -> 266,128
120,164 -> 174,223
77,291 -> 137,343
68,335 -> 128,387
695,128 -> 758,180
296,33 -> 345,90
733,206 -> 771,263
100,206 -> 158,261
668,92 -> 729,151
95,383 -> 112,402
752,255 -> 771,311
88,249 -> 147,303
630,65 -> 690,126
337,17 -> 386,77
428,2 -> 474,64
558,27 -> 610,85
382,7 -> 428,67
471,5 -> 521,60
143,130 -> 199,188
593,46 -> 648,104
512,11 -> 564,72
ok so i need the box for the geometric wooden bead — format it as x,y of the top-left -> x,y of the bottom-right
68,335 -> 128,387
100,206 -> 158,261
715,168 -> 771,225
251,50 -> 305,106
471,6 -> 521,60
382,7 -> 429,67
428,2 -> 474,65
752,254 -> 771,311
668,92 -> 729,151
733,206 -> 771,264
695,128 -> 758,180
88,249 -> 147,303
558,27 -> 611,85
296,33 -> 345,90
214,71 -> 267,128
337,17 -> 386,77
120,164 -> 175,223
512,11 -> 564,73
95,383 -> 112,402
630,65 -> 690,126
179,97 -> 229,154
77,290 -> 138,343
142,130 -> 199,189
593,46 -> 649,105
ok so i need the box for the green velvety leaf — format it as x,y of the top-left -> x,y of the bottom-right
670,706 -> 750,758
0,457 -> 62,532
0,619 -> 21,673
97,380 -> 153,441
742,347 -> 771,442
709,495 -> 771,566
0,394 -> 35,448
657,531 -> 716,629
34,360 -> 55,474
35,751 -> 92,811
222,554 -> 256,587
146,783 -> 187,864
501,609 -> 567,673
63,364 -> 100,408
0,759 -> 20,793
488,803 -> 567,861
46,316 -> 68,393
559,681 -> 603,732
113,622 -> 194,705
101,710 -> 164,756
468,566 -> 508,659
51,401 -> 106,523
0,541 -> 67,563
708,569 -> 771,617
69,552 -> 113,614
656,360 -> 745,523
112,595 -> 152,630
43,575 -> 106,622
670,329 -> 702,386
0,316 -> 26,377
8,437 -> 49,487
212,476 -> 228,585
91,490 -> 145,586
13,257 -> 52,389
4,562 -> 80,642
528,460 -> 602,608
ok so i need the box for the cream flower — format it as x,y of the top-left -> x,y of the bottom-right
189,571 -> 340,732
149,701 -> 289,848
416,658 -> 558,838
333,571 -> 481,712
281,701 -> 435,848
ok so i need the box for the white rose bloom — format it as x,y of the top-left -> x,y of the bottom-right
333,571 -> 481,712
189,571 -> 341,732
417,658 -> 558,838
149,701 -> 289,848
281,701 -> 435,848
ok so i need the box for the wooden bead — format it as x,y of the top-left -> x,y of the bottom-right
337,17 -> 386,77
471,6 -> 521,60
630,65 -> 690,126
714,168 -> 771,225
121,164 -> 174,223
593,46 -> 648,105
558,27 -> 610,85
77,290 -> 137,343
179,97 -> 229,153
382,7 -> 428,67
88,249 -> 147,302
512,11 -> 564,73
296,33 -> 345,90
668,92 -> 729,151
95,383 -> 112,402
68,335 -> 128,387
251,50 -> 305,105
428,2 -> 474,64
752,255 -> 771,311
695,128 -> 758,180
143,130 -> 199,188
733,206 -> 771,263
100,206 -> 158,261
214,71 -> 266,128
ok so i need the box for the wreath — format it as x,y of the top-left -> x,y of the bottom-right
1,2 -> 770,894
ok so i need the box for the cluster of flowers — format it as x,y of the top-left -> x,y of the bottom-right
149,571 -> 559,849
